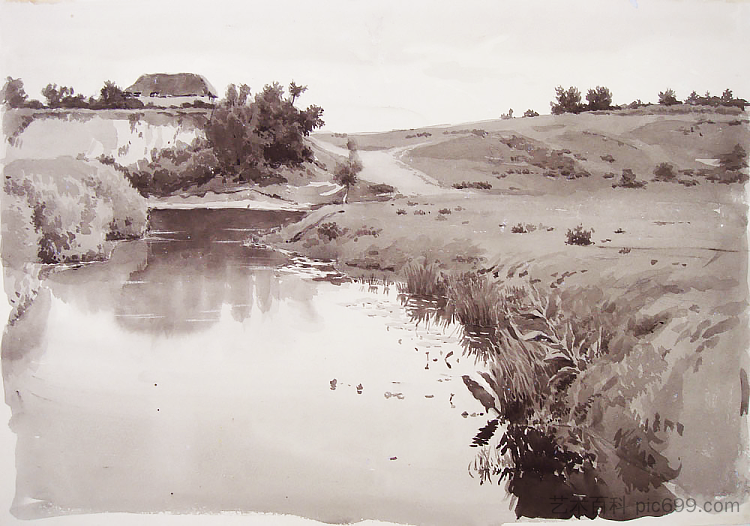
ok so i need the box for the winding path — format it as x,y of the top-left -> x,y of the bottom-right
311,138 -> 461,197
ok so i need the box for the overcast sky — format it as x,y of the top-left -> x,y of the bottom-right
1,0 -> 748,132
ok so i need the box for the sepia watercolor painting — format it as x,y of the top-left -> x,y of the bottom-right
1,1 -> 749,525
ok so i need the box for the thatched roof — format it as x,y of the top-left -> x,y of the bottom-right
125,73 -> 218,97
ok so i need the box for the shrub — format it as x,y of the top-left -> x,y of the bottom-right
586,86 -> 613,111
613,168 -> 646,188
658,88 -> 680,106
652,162 -> 677,182
414,209 -> 426,215
453,181 -> 493,190
2,157 -> 147,265
317,222 -> 341,241
396,209 -> 407,215
566,224 -> 593,246
551,86 -> 584,114
438,208 -> 452,215
116,138 -> 220,197
511,223 -> 537,234
523,109 -> 539,118
368,183 -> 395,194
600,154 -> 615,163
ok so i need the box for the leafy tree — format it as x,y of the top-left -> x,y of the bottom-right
657,88 -> 679,106
206,81 -> 324,184
585,86 -> 613,111
334,138 -> 362,204
1,76 -> 28,108
523,109 -> 539,117
225,84 -> 239,106
42,83 -> 88,108
550,86 -> 584,114
238,84 -> 251,106
721,88 -> 733,103
289,81 -> 307,104
685,90 -> 699,105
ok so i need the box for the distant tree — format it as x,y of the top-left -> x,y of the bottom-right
585,86 -> 613,111
95,80 -> 142,109
334,138 -> 362,204
685,90 -> 699,105
289,81 -> 307,105
550,86 -> 584,114
1,76 -> 28,108
721,88 -> 733,103
501,108 -> 514,119
523,109 -> 539,117
42,83 -> 88,108
658,88 -> 679,106
225,84 -> 239,106
238,84 -> 251,106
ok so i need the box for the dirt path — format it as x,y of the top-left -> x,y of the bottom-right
311,138 -> 461,196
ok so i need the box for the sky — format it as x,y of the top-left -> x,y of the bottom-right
0,0 -> 749,132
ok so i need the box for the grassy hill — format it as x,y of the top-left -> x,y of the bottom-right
317,106 -> 748,197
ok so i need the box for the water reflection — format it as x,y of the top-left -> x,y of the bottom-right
3,208 -> 511,525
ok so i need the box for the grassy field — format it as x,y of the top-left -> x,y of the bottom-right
277,107 -> 749,518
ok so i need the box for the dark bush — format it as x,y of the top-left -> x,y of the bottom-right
566,224 -> 593,246
523,109 -> 539,118
206,81 -> 324,184
317,222 -> 342,241
600,154 -> 615,163
369,183 -> 395,194
117,138 -> 220,197
438,208 -> 452,215
586,86 -> 613,111
453,181 -> 493,190
658,88 -> 680,106
652,162 -> 677,182
551,86 -> 584,114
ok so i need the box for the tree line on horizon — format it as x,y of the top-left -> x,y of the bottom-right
531,85 -> 747,117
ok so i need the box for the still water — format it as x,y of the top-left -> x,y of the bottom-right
3,208 -> 513,526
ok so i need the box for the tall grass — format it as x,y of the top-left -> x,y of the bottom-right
400,260 -> 689,518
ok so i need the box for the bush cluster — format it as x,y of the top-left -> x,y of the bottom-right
2,157 -> 147,265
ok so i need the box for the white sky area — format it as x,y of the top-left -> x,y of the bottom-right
0,0 -> 748,131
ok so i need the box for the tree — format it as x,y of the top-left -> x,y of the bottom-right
289,81 -> 307,105
585,86 -> 613,111
721,88 -> 733,103
238,84 -> 251,106
206,81 -> 324,184
658,88 -> 679,106
42,83 -> 87,108
685,90 -> 699,105
225,84 -> 239,106
523,109 -> 539,117
334,138 -> 362,204
550,86 -> 584,114
1,76 -> 28,108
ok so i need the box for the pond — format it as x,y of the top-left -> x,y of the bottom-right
2,208 -> 514,526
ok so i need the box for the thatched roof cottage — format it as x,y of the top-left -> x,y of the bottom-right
125,73 -> 218,99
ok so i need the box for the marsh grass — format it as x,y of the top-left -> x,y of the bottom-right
399,260 -> 692,518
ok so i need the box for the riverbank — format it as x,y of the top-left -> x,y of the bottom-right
264,184 -> 749,518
